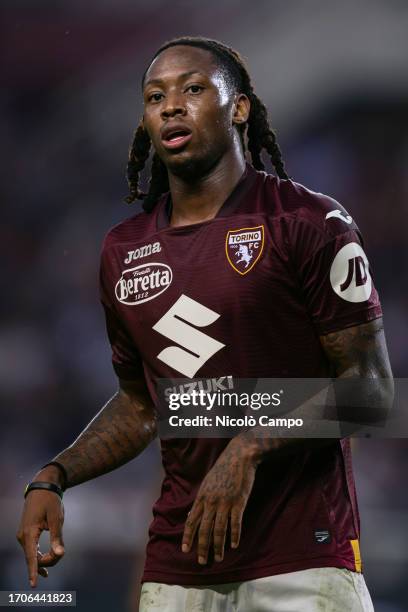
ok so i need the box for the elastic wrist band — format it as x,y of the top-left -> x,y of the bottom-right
41,461 -> 68,491
24,481 -> 64,500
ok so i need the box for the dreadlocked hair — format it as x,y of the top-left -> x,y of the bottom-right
125,36 -> 289,212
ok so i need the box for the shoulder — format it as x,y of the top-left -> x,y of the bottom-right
101,206 -> 158,253
252,170 -> 364,264
259,171 -> 357,239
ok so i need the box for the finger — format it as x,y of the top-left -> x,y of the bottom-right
38,528 -> 65,567
213,507 -> 229,562
197,508 -> 216,565
22,529 -> 40,588
230,504 -> 245,549
38,509 -> 65,567
36,554 -> 48,579
182,504 -> 203,553
37,548 -> 64,568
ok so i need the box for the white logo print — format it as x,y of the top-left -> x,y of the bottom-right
315,530 -> 331,543
325,210 -> 353,224
316,534 -> 329,543
235,244 -> 253,268
124,241 -> 161,264
115,262 -> 172,305
153,294 -> 225,377
330,242 -> 372,303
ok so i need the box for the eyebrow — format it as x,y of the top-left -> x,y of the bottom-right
143,70 -> 207,88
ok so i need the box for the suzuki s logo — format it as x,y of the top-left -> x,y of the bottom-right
153,295 -> 225,378
330,243 -> 372,302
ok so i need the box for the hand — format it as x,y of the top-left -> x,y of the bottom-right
181,438 -> 258,565
16,469 -> 65,588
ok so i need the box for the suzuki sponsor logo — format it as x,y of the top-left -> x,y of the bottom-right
115,262 -> 172,306
153,294 -> 225,378
124,241 -> 161,264
330,242 -> 372,303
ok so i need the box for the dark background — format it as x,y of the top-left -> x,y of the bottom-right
1,1 -> 407,610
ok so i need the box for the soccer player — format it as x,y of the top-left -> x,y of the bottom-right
17,37 -> 393,611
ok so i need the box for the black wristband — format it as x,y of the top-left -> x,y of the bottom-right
41,461 -> 68,491
24,481 -> 64,500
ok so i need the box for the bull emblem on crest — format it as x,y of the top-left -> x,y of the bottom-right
235,244 -> 253,268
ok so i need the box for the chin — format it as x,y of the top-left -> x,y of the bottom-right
164,150 -> 220,180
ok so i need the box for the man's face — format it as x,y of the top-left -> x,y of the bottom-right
142,45 -> 240,177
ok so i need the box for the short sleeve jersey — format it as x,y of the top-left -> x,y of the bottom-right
99,164 -> 382,585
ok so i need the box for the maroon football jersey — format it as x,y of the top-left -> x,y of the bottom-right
99,164 -> 382,585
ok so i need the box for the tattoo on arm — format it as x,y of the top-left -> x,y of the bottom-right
53,380 -> 157,488
320,318 -> 393,379
232,318 -> 394,462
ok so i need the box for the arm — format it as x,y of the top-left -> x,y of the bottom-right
47,377 -> 157,488
17,377 -> 157,588
182,318 -> 394,564
237,317 -> 394,460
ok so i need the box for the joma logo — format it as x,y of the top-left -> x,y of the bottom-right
124,241 -> 161,264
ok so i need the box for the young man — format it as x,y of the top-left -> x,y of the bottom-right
18,37 -> 393,611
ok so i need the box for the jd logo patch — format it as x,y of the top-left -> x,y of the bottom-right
225,225 -> 264,275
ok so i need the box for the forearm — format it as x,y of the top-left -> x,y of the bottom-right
229,319 -> 394,465
228,385 -> 336,466
34,384 -> 157,489
227,378 -> 391,466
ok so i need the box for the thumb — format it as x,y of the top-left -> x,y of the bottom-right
49,525 -> 65,556
52,542 -> 65,556
51,538 -> 64,556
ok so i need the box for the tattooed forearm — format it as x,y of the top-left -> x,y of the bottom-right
320,318 -> 392,378
230,318 -> 394,464
42,380 -> 157,489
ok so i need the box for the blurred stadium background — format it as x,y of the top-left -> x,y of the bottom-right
1,1 -> 407,610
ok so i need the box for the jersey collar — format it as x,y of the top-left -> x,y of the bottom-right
155,162 -> 258,231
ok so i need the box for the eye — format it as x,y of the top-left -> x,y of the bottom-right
148,92 -> 164,103
185,84 -> 204,94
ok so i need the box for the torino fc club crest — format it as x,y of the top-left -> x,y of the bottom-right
225,225 -> 264,275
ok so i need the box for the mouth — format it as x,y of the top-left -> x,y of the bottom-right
161,127 -> 193,151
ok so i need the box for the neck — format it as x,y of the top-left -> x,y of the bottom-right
167,149 -> 246,227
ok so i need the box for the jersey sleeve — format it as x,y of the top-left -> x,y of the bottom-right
99,250 -> 144,381
286,194 -> 383,335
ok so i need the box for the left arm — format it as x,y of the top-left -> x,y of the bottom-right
182,317 -> 394,564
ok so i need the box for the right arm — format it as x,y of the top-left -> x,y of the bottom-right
17,377 -> 157,588
49,377 -> 157,488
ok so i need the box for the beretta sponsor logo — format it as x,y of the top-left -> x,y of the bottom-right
115,262 -> 173,306
124,241 -> 161,264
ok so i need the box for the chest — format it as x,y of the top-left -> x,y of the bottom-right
107,217 -> 296,329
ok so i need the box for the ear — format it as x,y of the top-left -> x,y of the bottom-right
232,93 -> 250,126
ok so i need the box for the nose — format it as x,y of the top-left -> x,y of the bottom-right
160,92 -> 187,120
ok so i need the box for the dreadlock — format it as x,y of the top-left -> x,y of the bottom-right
125,36 -> 289,212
